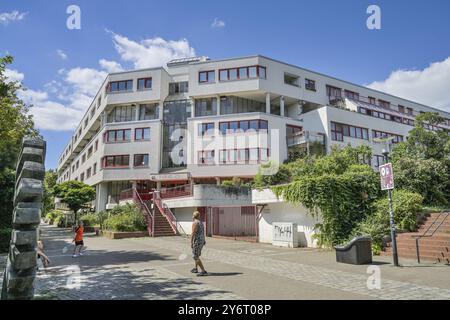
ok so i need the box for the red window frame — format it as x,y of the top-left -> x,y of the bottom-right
197,150 -> 215,165
326,85 -> 342,98
198,70 -> 215,83
378,99 -> 390,109
218,119 -> 268,135
102,155 -> 130,169
137,77 -> 152,90
134,127 -> 150,141
344,90 -> 360,101
331,122 -> 369,141
106,80 -> 133,93
218,65 -> 266,81
133,154 -> 149,167
368,97 -> 376,105
104,129 -> 132,143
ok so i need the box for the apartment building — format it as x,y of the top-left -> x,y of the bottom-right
56,55 -> 450,245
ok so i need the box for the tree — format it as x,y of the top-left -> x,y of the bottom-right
0,55 -> 38,252
43,170 -> 58,215
53,181 -> 96,223
391,112 -> 450,205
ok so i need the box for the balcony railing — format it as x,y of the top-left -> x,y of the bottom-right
160,184 -> 192,199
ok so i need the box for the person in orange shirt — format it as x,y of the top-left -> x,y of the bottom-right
72,221 -> 84,258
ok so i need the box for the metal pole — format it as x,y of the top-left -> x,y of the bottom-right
385,142 -> 399,267
415,238 -> 421,264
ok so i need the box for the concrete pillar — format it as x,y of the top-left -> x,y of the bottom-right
280,96 -> 285,117
192,98 -> 196,117
215,177 -> 221,185
159,101 -> 164,120
134,104 -> 140,121
216,95 -> 221,116
266,93 -> 271,114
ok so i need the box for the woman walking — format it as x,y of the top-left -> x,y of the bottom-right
191,211 -> 207,276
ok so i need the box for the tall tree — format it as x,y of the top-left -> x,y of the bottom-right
53,181 -> 96,223
43,170 -> 58,215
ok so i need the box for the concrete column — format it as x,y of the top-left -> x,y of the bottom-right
192,98 -> 196,117
134,104 -> 140,121
215,177 -> 221,185
280,96 -> 285,117
159,101 -> 164,120
266,92 -> 271,114
216,95 -> 221,116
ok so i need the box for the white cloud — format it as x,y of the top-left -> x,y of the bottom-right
111,33 -> 196,69
64,67 -> 107,97
211,18 -> 225,28
5,68 -> 24,82
57,49 -> 68,60
99,59 -> 124,73
367,57 -> 450,112
0,10 -> 27,25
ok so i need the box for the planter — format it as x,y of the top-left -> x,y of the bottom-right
101,230 -> 149,240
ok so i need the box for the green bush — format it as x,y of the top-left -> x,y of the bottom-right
80,213 -> 99,227
353,190 -> 424,249
45,210 -> 64,225
103,204 -> 146,232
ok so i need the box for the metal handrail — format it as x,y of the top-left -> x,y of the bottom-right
133,189 -> 154,237
412,212 -> 449,263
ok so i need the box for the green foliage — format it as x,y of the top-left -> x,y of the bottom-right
79,213 -> 99,227
53,180 -> 96,222
272,146 -> 380,247
45,210 -> 64,225
253,161 -> 292,189
43,170 -> 58,215
0,227 -> 11,253
103,204 -> 146,232
353,190 -> 424,248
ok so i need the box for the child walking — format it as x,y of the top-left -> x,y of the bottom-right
72,221 -> 84,258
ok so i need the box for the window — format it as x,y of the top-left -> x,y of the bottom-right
169,81 -> 189,95
305,79 -> 316,91
102,155 -> 130,168
368,97 -> 376,105
93,163 -> 97,175
398,105 -> 405,113
80,173 -> 85,182
331,122 -> 369,141
82,154 -> 86,164
137,78 -> 152,90
286,125 -> 303,146
219,96 -> 265,115
94,140 -> 98,152
219,148 -> 269,164
84,117 -> 89,129
372,130 -> 404,144
87,146 -> 93,158
72,165 -> 75,173
406,107 -> 413,115
195,98 -> 217,117
198,150 -> 215,165
199,70 -> 215,83
107,105 -> 136,123
198,123 -> 215,136
106,80 -> 133,93
135,128 -> 150,140
134,154 -> 149,167
345,90 -> 359,100
86,168 -> 91,179
219,120 -> 268,135
139,104 -> 159,120
90,108 -> 95,119
284,73 -> 299,87
326,85 -> 342,99
97,96 -> 101,109
104,129 -> 132,143
219,66 -> 266,81
379,99 -> 390,109
76,160 -> 79,169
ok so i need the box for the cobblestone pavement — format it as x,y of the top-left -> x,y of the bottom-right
2,225 -> 449,300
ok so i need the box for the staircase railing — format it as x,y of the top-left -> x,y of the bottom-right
153,191 -> 178,234
412,212 -> 449,263
160,184 -> 192,199
133,189 -> 154,237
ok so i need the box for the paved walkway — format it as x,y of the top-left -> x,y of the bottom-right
1,224 -> 450,300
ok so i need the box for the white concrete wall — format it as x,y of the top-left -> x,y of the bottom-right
172,207 -> 195,236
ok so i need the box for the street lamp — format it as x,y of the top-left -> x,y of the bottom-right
373,136 -> 399,267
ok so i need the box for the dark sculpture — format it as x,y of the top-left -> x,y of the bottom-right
335,236 -> 373,265
1,137 -> 46,300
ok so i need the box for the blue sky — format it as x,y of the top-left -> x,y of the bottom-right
1,0 -> 450,169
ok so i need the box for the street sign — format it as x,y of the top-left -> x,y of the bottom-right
379,163 -> 394,190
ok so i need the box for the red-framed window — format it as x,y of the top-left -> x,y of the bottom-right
133,154 -> 149,167
372,130 -> 404,144
219,148 -> 269,165
106,80 -> 133,93
219,119 -> 268,135
102,155 -> 130,168
198,123 -> 215,136
198,70 -> 215,83
326,85 -> 342,98
345,90 -> 359,101
137,78 -> 152,90
104,129 -> 131,143
198,150 -> 215,165
398,105 -> 405,114
135,128 -> 150,140
378,99 -> 390,109
368,97 -> 376,105
331,122 -> 369,141
218,65 -> 266,81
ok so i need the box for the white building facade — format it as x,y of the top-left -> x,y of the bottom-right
56,55 -> 450,246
